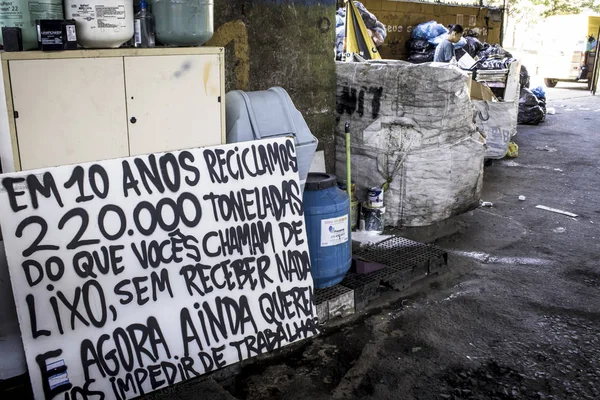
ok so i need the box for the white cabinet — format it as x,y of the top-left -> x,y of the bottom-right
1,48 -> 225,171
8,57 -> 130,169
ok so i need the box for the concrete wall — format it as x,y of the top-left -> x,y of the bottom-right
207,0 -> 338,172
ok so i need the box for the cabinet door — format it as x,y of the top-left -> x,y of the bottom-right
9,58 -> 129,170
124,54 -> 222,156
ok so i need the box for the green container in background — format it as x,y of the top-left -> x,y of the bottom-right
151,0 -> 213,46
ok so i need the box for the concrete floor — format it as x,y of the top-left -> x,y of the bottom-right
160,93 -> 600,400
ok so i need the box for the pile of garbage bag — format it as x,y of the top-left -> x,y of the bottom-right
407,21 -> 467,64
406,39 -> 435,63
532,86 -> 547,115
455,36 -> 484,60
405,21 -> 517,75
335,2 -> 387,59
478,43 -> 513,59
478,57 -> 515,70
406,21 -> 445,63
412,21 -> 447,40
470,43 -> 516,71
518,87 -> 546,125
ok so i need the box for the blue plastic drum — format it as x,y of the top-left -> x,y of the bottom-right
303,173 -> 351,288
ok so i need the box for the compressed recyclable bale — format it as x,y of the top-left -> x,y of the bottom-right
335,60 -> 484,227
473,100 -> 517,159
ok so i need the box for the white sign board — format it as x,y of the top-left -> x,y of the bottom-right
0,137 -> 318,399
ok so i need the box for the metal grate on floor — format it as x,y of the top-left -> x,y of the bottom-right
353,236 -> 448,272
315,284 -> 354,306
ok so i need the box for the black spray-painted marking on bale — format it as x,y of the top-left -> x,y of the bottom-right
336,86 -> 384,119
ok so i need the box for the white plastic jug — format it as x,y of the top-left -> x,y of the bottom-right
64,0 -> 134,48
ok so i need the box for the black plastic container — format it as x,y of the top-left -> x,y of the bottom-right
2,27 -> 23,52
36,20 -> 77,51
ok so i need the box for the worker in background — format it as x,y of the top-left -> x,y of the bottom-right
586,35 -> 597,52
581,35 -> 597,80
433,24 -> 464,63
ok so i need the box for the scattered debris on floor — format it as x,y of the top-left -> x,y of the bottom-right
535,146 -> 557,152
536,205 -> 578,218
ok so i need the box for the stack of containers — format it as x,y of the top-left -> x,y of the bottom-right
1,0 -> 215,49
0,0 -> 63,50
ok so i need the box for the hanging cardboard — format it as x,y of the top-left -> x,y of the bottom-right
0,137 -> 318,399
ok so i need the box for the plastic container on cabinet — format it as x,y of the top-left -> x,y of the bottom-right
64,0 -> 134,48
151,0 -> 213,46
0,0 -> 63,50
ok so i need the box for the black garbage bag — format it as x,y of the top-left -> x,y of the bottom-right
478,56 -> 515,70
537,96 -> 547,117
407,39 -> 434,52
518,104 -> 545,125
518,88 -> 545,125
408,50 -> 434,64
477,43 -> 513,59
520,65 -> 531,89
465,36 -> 483,57
520,88 -> 539,106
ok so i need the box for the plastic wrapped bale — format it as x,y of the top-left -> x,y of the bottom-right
473,101 -> 517,159
335,60 -> 485,227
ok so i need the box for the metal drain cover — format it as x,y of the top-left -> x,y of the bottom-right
353,236 -> 448,272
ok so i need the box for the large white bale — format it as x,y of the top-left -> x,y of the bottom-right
335,61 -> 485,227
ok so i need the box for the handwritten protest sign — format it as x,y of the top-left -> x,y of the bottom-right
0,137 -> 318,399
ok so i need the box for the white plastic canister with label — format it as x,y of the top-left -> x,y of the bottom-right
64,0 -> 133,48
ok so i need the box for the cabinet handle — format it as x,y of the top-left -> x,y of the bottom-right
130,117 -> 137,124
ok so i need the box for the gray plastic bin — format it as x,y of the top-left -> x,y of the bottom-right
225,87 -> 318,191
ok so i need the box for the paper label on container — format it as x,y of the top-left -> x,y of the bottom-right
95,5 -> 127,29
321,214 -> 349,247
71,4 -> 95,21
134,19 -> 141,44
66,24 -> 77,42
